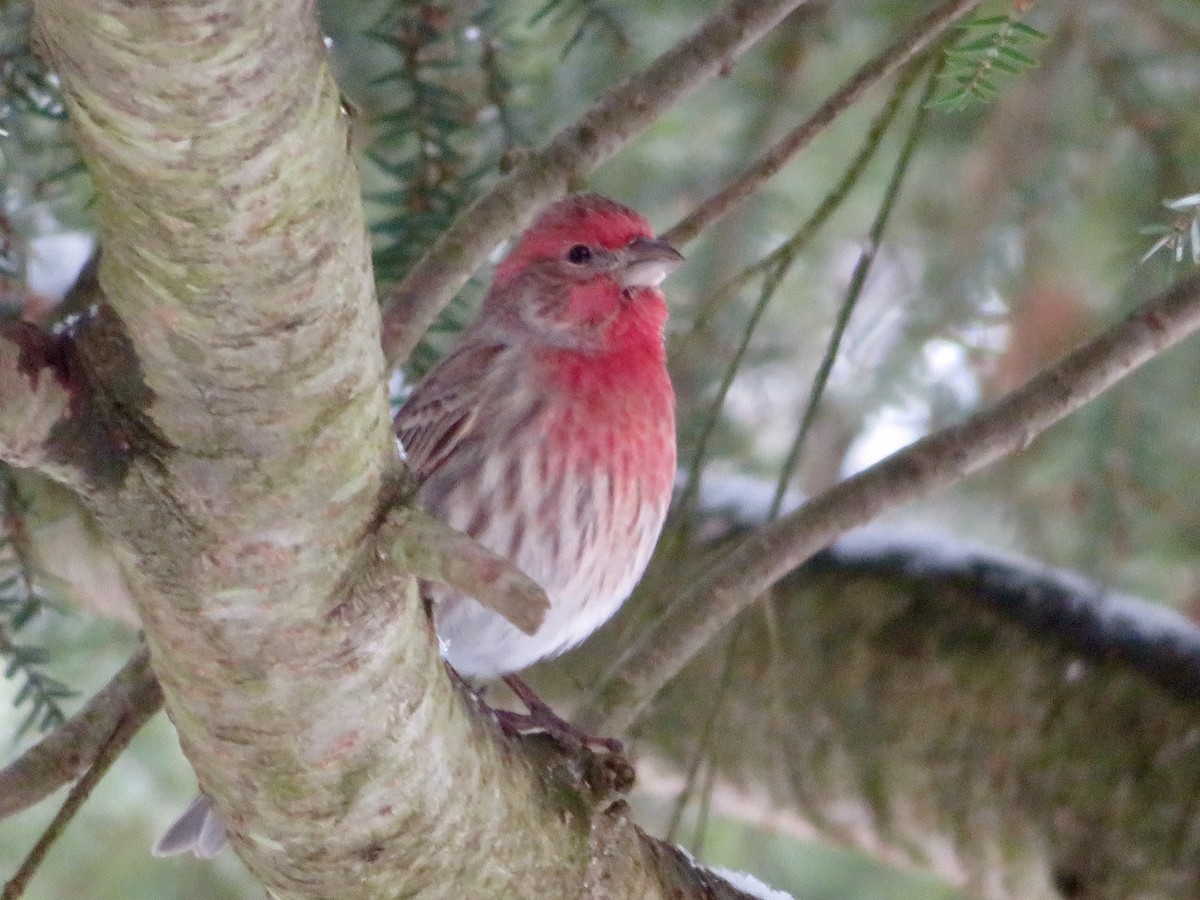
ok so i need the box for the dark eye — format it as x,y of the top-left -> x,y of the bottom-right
566,244 -> 591,264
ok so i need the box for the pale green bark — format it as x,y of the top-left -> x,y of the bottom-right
23,2 -> 714,897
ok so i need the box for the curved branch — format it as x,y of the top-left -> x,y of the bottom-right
545,476 -> 1200,896
662,0 -> 983,247
379,0 -> 812,369
0,648 -> 162,820
578,270 -> 1200,735
624,532 -> 1200,898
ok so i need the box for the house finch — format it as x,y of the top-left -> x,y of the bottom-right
402,192 -> 681,678
156,193 -> 681,857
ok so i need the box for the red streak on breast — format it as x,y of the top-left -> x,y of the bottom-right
537,290 -> 675,493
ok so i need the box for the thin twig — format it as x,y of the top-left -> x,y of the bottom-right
379,0 -> 811,368
0,648 -> 162,820
688,750 -> 719,858
2,699 -> 146,899
662,0 -> 984,248
673,60 -> 924,533
664,622 -> 743,843
480,35 -> 524,154
768,54 -> 942,517
671,259 -> 792,547
758,594 -> 812,819
576,270 -> 1200,736
688,54 -> 918,334
680,5 -> 823,330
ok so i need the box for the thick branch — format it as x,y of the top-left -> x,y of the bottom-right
0,648 -> 162,820
663,0 -> 984,247
379,0 -> 811,369
579,270 -> 1200,735
30,2 -> 787,897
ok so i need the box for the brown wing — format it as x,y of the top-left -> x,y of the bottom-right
394,341 -> 506,482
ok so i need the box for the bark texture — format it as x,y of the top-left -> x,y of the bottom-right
15,2 -> 767,897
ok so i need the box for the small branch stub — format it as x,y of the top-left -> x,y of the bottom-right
378,506 -> 549,636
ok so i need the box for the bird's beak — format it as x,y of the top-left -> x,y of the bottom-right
617,236 -> 685,289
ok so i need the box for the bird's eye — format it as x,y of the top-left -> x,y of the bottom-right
566,244 -> 592,264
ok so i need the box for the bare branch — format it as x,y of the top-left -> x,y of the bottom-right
0,648 -> 162,820
1,678 -> 150,900
379,0 -> 813,369
578,270 -> 1200,736
662,0 -> 984,247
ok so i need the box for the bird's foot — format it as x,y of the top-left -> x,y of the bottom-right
494,674 -> 624,755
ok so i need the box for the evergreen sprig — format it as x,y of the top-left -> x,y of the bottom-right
0,0 -> 87,314
0,468 -> 74,738
929,13 -> 1046,111
367,4 -> 478,282
1,2 -> 67,128
366,3 -> 519,378
529,0 -> 631,57
1140,192 -> 1200,266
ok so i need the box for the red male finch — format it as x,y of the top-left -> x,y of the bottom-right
156,193 -> 683,858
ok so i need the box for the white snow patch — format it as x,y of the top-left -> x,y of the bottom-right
709,866 -> 796,899
27,231 -> 93,299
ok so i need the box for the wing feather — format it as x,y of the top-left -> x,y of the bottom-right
395,342 -> 505,482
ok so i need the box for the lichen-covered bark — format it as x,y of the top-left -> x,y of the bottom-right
20,2 -> 758,897
25,0 -> 581,895
30,6 -> 405,891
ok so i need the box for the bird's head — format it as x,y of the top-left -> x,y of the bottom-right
483,194 -> 684,352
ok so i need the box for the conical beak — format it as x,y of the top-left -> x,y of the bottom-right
617,236 -> 685,289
